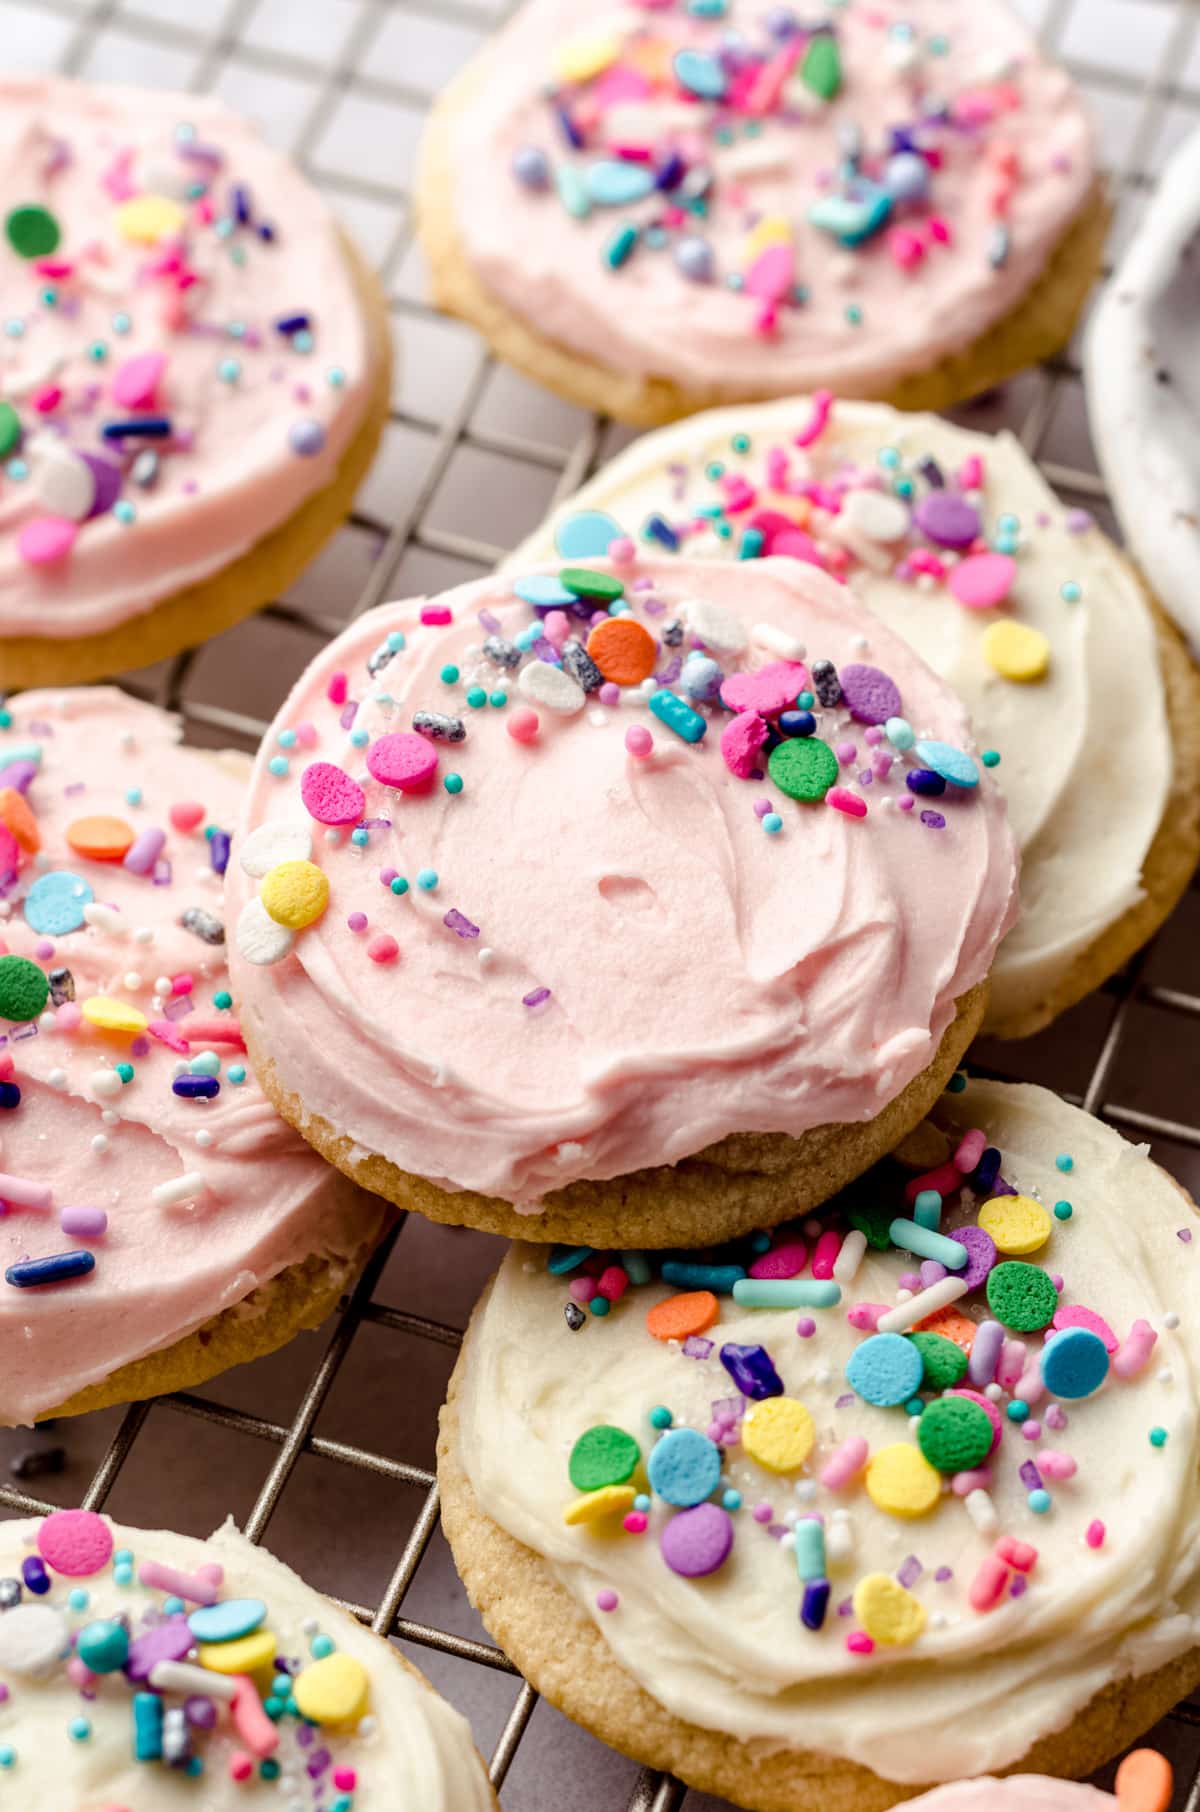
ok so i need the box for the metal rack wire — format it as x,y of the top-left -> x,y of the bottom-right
2,0 -> 1200,1805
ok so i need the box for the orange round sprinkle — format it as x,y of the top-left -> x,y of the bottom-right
65,815 -> 135,862
587,617 -> 657,687
914,1305 -> 976,1351
645,1291 -> 718,1344
1115,1750 -> 1173,1812
0,788 -> 39,854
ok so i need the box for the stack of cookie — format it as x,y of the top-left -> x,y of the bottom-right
0,4 -> 1199,1809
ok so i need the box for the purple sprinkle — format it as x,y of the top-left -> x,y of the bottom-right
379,867 -> 397,887
795,1316 -> 816,1338
64,781 -> 86,797
682,1335 -> 714,1359
919,1259 -> 947,1286
307,1748 -> 332,1780
656,656 -> 682,686
834,1392 -> 855,1410
163,994 -> 194,1022
767,1523 -> 789,1541
920,810 -> 946,829
339,701 -> 358,731
1044,1403 -> 1068,1431
1018,1460 -> 1043,1491
532,637 -> 559,663
360,817 -> 392,832
130,1036 -> 150,1059
896,1555 -> 922,1589
10,1022 -> 37,1042
1010,1575 -> 1028,1598
838,1597 -> 853,1618
208,829 -> 231,876
478,608 -> 502,633
991,1174 -> 1018,1197
934,1566 -> 954,1583
295,1721 -> 314,1748
1065,508 -> 1093,535
898,1271 -> 922,1293
1178,1228 -> 1193,1244
522,987 -> 551,1009
443,909 -> 480,940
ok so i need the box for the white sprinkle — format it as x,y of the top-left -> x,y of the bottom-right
877,1276 -> 967,1333
195,1130 -> 214,1148
83,902 -> 127,938
123,972 -> 143,992
149,1659 -> 237,1701
154,976 -> 173,996
152,1172 -> 207,1209
964,1488 -> 998,1535
134,927 -> 154,945
91,1134 -> 110,1155
1165,1312 -> 1180,1330
46,1069 -> 67,1091
751,623 -> 806,662
88,1069 -> 123,1103
832,1229 -> 867,1283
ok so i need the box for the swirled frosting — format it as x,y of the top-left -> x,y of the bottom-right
454,1080 -> 1200,1783
1086,125 -> 1200,656
435,0 -> 1095,397
0,78 -> 374,641
514,397 -> 1172,1033
227,556 -> 1016,1211
0,689 -> 386,1426
0,1513 -> 494,1809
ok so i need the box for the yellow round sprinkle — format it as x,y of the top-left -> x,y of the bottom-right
981,620 -> 1051,683
865,1444 -> 942,1519
744,215 -> 793,259
741,1396 -> 815,1473
554,32 -> 620,83
292,1652 -> 370,1727
562,1485 -> 637,1526
81,996 -> 148,1037
977,1192 -> 1053,1256
198,1629 -> 277,1676
260,859 -> 330,930
114,195 -> 187,244
853,1572 -> 927,1646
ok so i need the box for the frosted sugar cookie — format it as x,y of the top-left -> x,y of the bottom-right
228,553 -> 1016,1245
0,688 -> 388,1424
0,78 -> 390,686
439,1080 -> 1200,1812
420,0 -> 1104,425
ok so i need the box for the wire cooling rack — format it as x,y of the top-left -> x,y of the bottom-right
2,0 -> 1200,1806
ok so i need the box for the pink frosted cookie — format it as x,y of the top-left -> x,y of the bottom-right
0,688 -> 388,1425
0,78 -> 390,688
419,0 -> 1104,425
227,554 -> 1017,1247
904,1750 -> 1171,1812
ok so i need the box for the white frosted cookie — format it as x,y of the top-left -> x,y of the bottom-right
440,1079 -> 1200,1812
1086,126 -> 1200,656
0,1510 -> 496,1807
514,398 -> 1200,1037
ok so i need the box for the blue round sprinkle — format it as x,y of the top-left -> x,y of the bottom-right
1028,1489 -> 1052,1514
188,1597 -> 267,1644
584,159 -> 656,207
673,47 -> 728,97
553,510 -> 623,561
1039,1327 -> 1109,1400
913,739 -> 979,789
24,870 -> 93,937
514,574 -> 575,609
647,1426 -> 722,1508
845,1332 -> 924,1408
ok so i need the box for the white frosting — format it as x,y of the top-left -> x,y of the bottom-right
0,1517 -> 494,1810
1086,126 -> 1200,655
513,400 -> 1173,1031
456,1081 -> 1200,1784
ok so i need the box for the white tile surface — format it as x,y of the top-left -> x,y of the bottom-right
77,24 -> 202,90
241,0 -> 364,64
0,1 -> 77,71
210,57 -> 318,152
310,88 -> 425,188
1060,0 -> 1177,77
365,7 -> 486,96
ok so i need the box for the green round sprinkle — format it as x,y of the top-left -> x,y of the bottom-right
0,401 -> 21,459
768,736 -> 838,802
1053,1200 -> 1073,1221
115,1063 -> 134,1085
981,750 -> 1001,767
0,955 -> 49,1023
310,1633 -> 335,1659
569,1423 -> 640,1491
6,204 -> 60,259
443,773 -> 463,795
845,303 -> 863,325
918,1397 -> 994,1473
560,566 -> 624,603
706,461 -> 725,480
904,1398 -> 923,1417
906,1331 -> 967,1391
213,990 -> 232,1010
439,664 -> 459,685
390,877 -> 408,896
945,1071 -> 967,1093
986,1261 -> 1059,1333
796,690 -> 814,709
1149,1426 -> 1168,1448
648,1405 -> 672,1429
731,434 -> 751,453
488,690 -> 507,708
0,1744 -> 15,1767
466,687 -> 487,709
589,1295 -> 610,1316
260,1760 -> 281,1780
67,1717 -> 91,1742
1055,1154 -> 1073,1173
1006,1399 -> 1029,1422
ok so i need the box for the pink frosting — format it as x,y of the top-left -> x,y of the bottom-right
445,0 -> 1095,395
0,79 -> 374,640
228,556 -> 1017,1210
0,690 -> 386,1425
904,1781 -> 1114,1812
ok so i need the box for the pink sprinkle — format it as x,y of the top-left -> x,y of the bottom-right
112,351 -> 165,410
569,1277 -> 593,1305
229,1752 -> 254,1782
347,912 -> 368,933
609,536 -> 635,565
295,722 -> 318,748
17,515 -> 78,567
794,388 -> 833,450
949,552 -> 1017,611
863,726 -> 883,746
1052,1304 -> 1118,1353
623,1511 -> 648,1534
596,1264 -> 629,1303
420,604 -> 452,626
327,672 -> 348,706
835,741 -> 857,764
928,215 -> 952,244
951,1467 -> 992,1497
846,1632 -> 875,1655
811,1229 -> 842,1279
752,1503 -> 773,1525
1035,1450 -> 1077,1480
367,934 -> 399,964
1113,1319 -> 1157,1379
598,681 -> 621,707
1085,1520 -> 1106,1549
748,1241 -> 807,1281
887,227 -> 925,270
171,974 -> 193,997
543,609 -> 570,649
907,547 -> 948,581
67,1656 -> 95,1690
796,1316 -> 816,1337
827,787 -> 867,819
507,708 -> 539,744
625,725 -> 653,759
953,1129 -> 987,1173
32,385 -> 62,414
56,1002 -> 82,1031
820,1435 -> 868,1491
847,1304 -> 886,1331
60,1207 -> 107,1239
332,1770 -> 358,1793
596,1589 -> 619,1613
34,939 -> 54,961
898,794 -> 915,811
